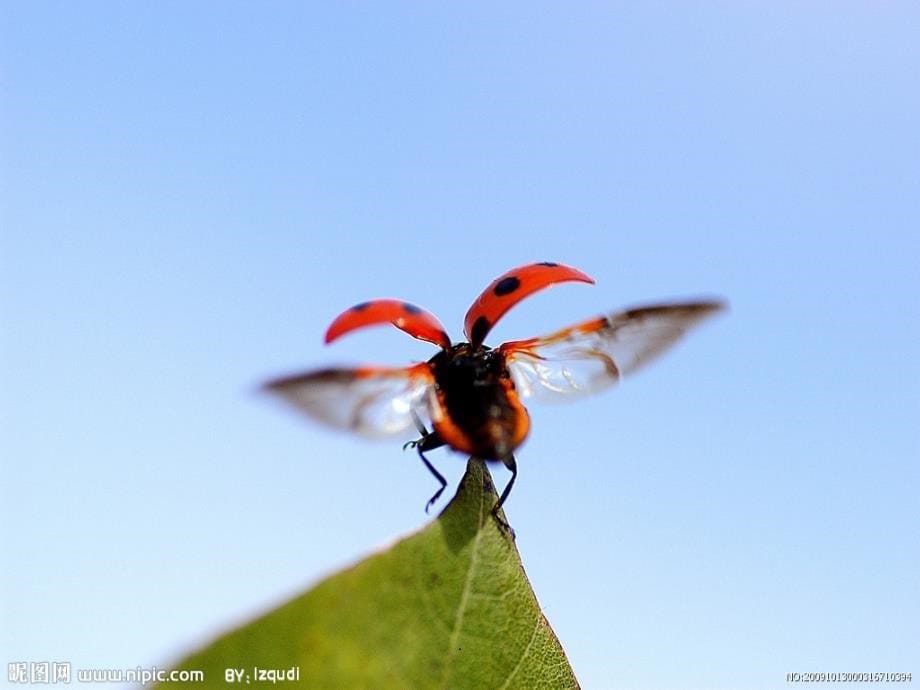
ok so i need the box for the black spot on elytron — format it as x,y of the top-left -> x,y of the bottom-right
470,315 -> 491,345
493,276 -> 521,296
352,301 -> 371,311
402,302 -> 422,314
537,261 -> 558,267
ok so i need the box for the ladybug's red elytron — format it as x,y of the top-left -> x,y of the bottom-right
265,262 -> 724,531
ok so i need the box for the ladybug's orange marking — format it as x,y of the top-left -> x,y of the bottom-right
353,362 -> 435,381
501,377 -> 531,450
431,390 -> 477,455
500,316 -> 609,356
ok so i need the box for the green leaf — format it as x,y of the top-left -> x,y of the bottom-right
161,458 -> 578,689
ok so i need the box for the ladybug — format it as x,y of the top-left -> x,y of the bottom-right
265,262 -> 724,532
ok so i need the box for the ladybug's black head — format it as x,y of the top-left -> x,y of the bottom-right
449,341 -> 488,357
428,342 -> 506,386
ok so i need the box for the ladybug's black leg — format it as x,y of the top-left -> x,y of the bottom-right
409,410 -> 430,438
415,434 -> 448,512
402,414 -> 448,512
492,454 -> 517,538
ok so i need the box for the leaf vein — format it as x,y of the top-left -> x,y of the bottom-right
497,615 -> 541,690
439,472 -> 485,688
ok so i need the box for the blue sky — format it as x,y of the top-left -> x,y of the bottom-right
2,3 -> 918,688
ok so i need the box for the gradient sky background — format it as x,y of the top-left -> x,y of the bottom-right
2,4 -> 918,689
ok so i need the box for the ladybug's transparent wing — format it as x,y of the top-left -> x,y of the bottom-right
502,301 -> 725,402
263,363 -> 435,438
